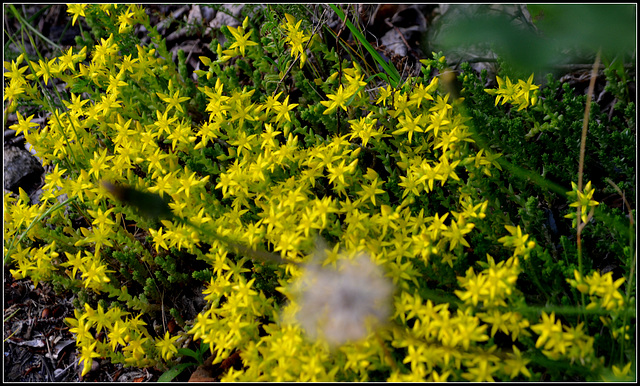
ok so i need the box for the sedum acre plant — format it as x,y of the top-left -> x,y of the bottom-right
3,4 -> 635,382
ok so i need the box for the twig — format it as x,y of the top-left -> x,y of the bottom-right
577,48 -> 600,217
605,178 -> 636,301
575,48 -> 600,321
384,19 -> 419,59
212,137 -> 231,149
604,178 -> 634,224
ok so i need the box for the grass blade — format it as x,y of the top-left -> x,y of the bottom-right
329,4 -> 401,88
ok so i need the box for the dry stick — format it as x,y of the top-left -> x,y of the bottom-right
384,19 -> 419,60
574,49 -> 600,322
604,182 -> 637,364
604,178 -> 635,223
605,178 -> 636,300
577,50 -> 601,190
576,49 -> 601,246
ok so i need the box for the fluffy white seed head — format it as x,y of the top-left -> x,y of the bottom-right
290,248 -> 393,346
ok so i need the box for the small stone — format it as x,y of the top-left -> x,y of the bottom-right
3,146 -> 44,203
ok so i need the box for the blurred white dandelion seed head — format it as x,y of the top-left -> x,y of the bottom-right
290,247 -> 394,346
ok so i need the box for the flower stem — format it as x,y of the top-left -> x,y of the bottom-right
575,48 -> 600,320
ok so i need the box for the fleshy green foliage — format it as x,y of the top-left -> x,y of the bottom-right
460,62 -> 635,286
3,4 -> 635,382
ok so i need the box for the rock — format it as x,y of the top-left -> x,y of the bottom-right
187,5 -> 203,25
200,5 -> 216,23
379,6 -> 427,58
3,145 -> 45,204
209,4 -> 244,30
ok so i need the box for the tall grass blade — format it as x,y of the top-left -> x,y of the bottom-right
329,4 -> 401,88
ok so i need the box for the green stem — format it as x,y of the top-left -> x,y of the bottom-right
375,330 -> 398,371
507,301 -> 635,321
576,232 -> 587,323
179,217 -> 295,267
8,5 -> 62,51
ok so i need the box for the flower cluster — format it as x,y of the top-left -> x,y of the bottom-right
497,225 -> 536,260
281,13 -> 314,68
484,73 -> 540,110
319,62 -> 368,114
530,312 -> 595,362
64,303 -> 159,376
4,4 -> 632,382
218,16 -> 258,61
456,255 -> 520,308
567,270 -> 626,311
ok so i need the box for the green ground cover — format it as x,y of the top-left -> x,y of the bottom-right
3,4 -> 635,382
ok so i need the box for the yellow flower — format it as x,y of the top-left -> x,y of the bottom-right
81,259 -> 113,291
568,270 -> 625,311
424,107 -> 450,138
31,57 -> 60,86
108,320 -> 129,351
494,75 -> 517,105
392,111 -> 424,142
498,225 -> 536,259
155,331 -> 179,361
327,159 -> 357,186
503,345 -> 532,379
66,3 -> 88,26
610,362 -> 634,381
91,33 -> 118,67
320,84 -> 349,115
408,77 -> 437,109
403,343 -> 427,371
9,111 -> 38,136
156,80 -> 190,113
272,95 -> 298,123
117,7 -> 136,34
566,180 -> 600,225
153,108 -> 178,137
354,176 -> 385,207
87,207 -> 116,228
3,53 -> 28,81
434,154 -> 461,185
282,13 -> 312,68
87,148 -> 114,180
442,217 -> 474,251
461,357 -> 499,382
123,335 -> 148,363
376,84 -> 393,107
348,113 -> 382,147
166,119 -> 196,151
516,73 -> 540,109
531,311 -> 563,349
227,19 -> 258,57
485,74 -> 540,110
78,341 -> 100,377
